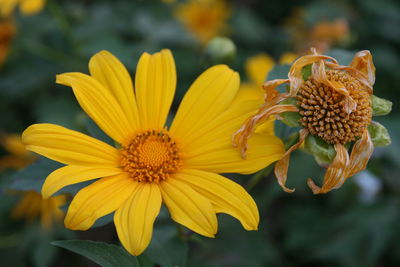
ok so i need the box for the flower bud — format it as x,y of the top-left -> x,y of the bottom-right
205,36 -> 236,64
368,121 -> 391,147
371,95 -> 392,116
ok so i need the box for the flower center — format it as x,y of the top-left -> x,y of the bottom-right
120,130 -> 182,183
297,70 -> 372,144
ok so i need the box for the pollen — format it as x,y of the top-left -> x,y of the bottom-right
297,70 -> 372,144
120,130 -> 182,183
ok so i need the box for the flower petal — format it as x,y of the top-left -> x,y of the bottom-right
183,99 -> 284,174
170,65 -> 239,142
274,129 -> 308,193
288,51 -> 337,96
89,50 -> 141,130
160,178 -> 217,237
42,165 -> 123,199
349,50 -> 376,87
114,183 -> 161,256
64,173 -> 137,230
22,123 -> 120,167
245,53 -> 275,84
307,143 -> 349,194
346,129 -> 374,178
56,72 -> 135,144
135,49 -> 177,130
175,169 -> 259,230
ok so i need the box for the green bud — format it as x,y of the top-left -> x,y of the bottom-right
205,37 -> 236,64
304,134 -> 336,165
368,121 -> 391,147
280,97 -> 301,127
371,95 -> 392,116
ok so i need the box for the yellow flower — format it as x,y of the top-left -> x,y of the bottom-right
233,48 -> 387,194
22,49 -> 284,255
175,0 -> 230,44
0,134 -> 35,170
12,191 -> 66,229
0,0 -> 45,17
0,19 -> 15,66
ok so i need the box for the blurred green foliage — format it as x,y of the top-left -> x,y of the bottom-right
1,0 -> 399,266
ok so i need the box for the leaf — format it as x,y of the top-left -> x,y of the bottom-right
52,240 -> 139,267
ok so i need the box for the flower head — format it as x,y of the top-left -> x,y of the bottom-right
233,48 -> 391,194
175,0 -> 230,44
22,49 -> 284,255
0,0 -> 45,17
12,191 -> 66,229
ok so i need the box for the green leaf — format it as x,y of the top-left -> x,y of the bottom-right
371,95 -> 392,116
368,121 -> 391,147
52,240 -> 139,267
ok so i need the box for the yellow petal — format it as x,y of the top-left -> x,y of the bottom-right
22,123 -> 120,167
233,83 -> 264,104
175,169 -> 259,230
42,165 -> 123,199
20,0 -> 45,15
89,50 -> 141,130
279,52 -> 297,65
114,183 -> 161,256
274,129 -> 308,193
183,99 -> 284,174
307,143 -> 349,194
65,173 -> 137,230
170,65 -> 239,142
56,72 -> 135,144
245,53 -> 275,84
346,129 -> 373,178
160,178 -> 217,237
135,49 -> 177,130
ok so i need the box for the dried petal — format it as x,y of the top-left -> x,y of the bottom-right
274,129 -> 308,193
288,52 -> 337,96
345,129 -> 373,178
349,50 -> 376,87
307,143 -> 349,194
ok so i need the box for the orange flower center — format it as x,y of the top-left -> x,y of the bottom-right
297,70 -> 372,144
120,130 -> 182,183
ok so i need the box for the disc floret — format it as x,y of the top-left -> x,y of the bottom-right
120,130 -> 182,183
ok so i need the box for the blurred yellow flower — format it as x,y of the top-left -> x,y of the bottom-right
0,134 -> 35,170
176,0 -> 230,44
0,0 -> 45,16
12,191 -> 66,229
0,19 -> 15,66
22,49 -> 284,255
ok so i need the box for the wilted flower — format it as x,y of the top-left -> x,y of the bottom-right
12,191 -> 66,229
233,49 -> 391,194
0,19 -> 14,66
22,49 -> 284,255
0,0 -> 46,17
175,0 -> 230,44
